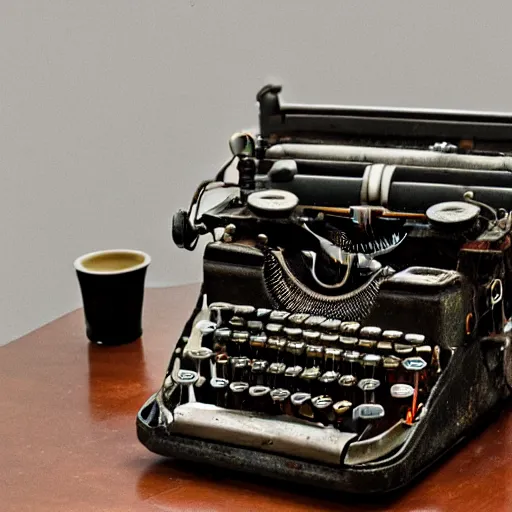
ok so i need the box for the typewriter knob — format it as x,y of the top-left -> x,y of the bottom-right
172,209 -> 200,250
247,189 -> 299,218
426,201 -> 480,231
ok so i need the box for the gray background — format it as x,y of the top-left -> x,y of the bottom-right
0,0 -> 509,344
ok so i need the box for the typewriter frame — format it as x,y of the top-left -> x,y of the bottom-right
137,85 -> 512,494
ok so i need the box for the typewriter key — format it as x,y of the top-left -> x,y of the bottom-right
249,385 -> 271,397
229,316 -> 246,329
352,403 -> 385,421
339,336 -> 358,347
256,308 -> 272,321
362,354 -> 381,367
303,330 -> 321,343
338,375 -> 358,387
267,336 -> 287,352
312,395 -> 334,423
175,369 -> 199,404
416,345 -> 432,357
358,378 -> 380,392
377,341 -> 393,353
404,333 -> 426,345
319,370 -> 339,384
270,388 -> 290,402
283,327 -> 302,340
320,333 -> 339,345
333,400 -> 352,417
360,326 -> 382,339
288,313 -> 310,325
320,318 -> 342,332
284,365 -> 303,378
231,331 -> 249,344
233,305 -> 255,317
395,343 -> 414,355
269,310 -> 290,322
340,322 -> 360,335
213,327 -> 232,342
382,330 -> 403,343
249,334 -> 267,353
301,367 -> 321,381
291,392 -> 314,419
266,323 -> 283,335
390,383 -> 414,398
287,340 -> 306,356
229,381 -> 249,409
210,377 -> 229,407
304,316 -> 326,327
247,320 -> 263,332
383,355 -> 401,369
267,362 -> 286,375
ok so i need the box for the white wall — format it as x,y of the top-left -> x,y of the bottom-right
1,0 -> 512,344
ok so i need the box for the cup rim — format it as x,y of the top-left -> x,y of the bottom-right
73,249 -> 151,276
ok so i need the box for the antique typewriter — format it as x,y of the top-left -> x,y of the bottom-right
137,85 -> 512,493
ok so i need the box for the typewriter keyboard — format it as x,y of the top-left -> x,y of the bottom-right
168,300 -> 443,438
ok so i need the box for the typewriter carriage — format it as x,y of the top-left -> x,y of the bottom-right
138,85 -> 512,493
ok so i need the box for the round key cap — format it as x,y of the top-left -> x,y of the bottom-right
303,330 -> 321,343
230,356 -> 250,369
185,347 -> 213,360
266,323 -> 283,334
301,367 -> 321,380
340,322 -> 360,335
382,330 -> 403,342
269,310 -> 290,322
353,403 -> 385,421
232,331 -> 249,343
210,377 -> 229,389
267,362 -> 286,375
312,395 -> 333,410
362,353 -> 382,366
390,383 -> 414,398
270,388 -> 290,402
249,385 -> 271,397
283,327 -> 302,340
319,370 -> 339,383
285,365 -> 303,378
304,316 -> 326,327
338,374 -> 358,387
175,369 -> 199,384
358,378 -> 380,391
291,392 -> 311,406
333,400 -> 352,415
230,381 -> 249,393
229,316 -> 245,328
340,336 -> 358,347
287,341 -> 306,355
288,313 -> 310,325
251,360 -> 269,373
320,319 -> 342,332
404,333 -> 426,345
267,336 -> 287,351
234,305 -> 256,316
359,326 -> 382,339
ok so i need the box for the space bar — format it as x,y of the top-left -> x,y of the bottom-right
170,402 -> 357,465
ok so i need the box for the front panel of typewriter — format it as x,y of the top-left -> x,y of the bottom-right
138,86 -> 512,493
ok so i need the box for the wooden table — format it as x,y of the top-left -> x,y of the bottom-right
2,284 -> 512,512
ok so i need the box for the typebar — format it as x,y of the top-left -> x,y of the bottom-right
170,402 -> 357,465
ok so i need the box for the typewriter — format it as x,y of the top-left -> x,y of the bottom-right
137,85 -> 512,494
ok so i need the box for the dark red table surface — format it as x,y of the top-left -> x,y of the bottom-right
1,284 -> 511,512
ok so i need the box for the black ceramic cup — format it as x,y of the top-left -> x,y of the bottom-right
74,249 -> 151,346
